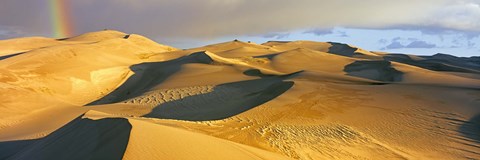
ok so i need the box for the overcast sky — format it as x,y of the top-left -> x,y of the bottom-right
1,0 -> 479,56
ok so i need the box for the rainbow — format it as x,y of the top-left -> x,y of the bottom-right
50,0 -> 74,38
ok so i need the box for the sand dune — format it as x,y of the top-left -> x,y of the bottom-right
1,115 -> 131,160
0,30 -> 178,131
344,60 -> 403,82
123,117 -> 292,160
0,37 -> 80,57
217,46 -> 278,58
262,41 -> 379,57
385,53 -> 480,74
0,30 -> 479,160
144,77 -> 294,121
194,40 -> 275,53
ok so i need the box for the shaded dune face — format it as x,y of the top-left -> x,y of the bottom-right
344,60 -> 403,82
144,78 -> 294,121
0,52 -> 25,61
88,49 -> 297,121
326,42 -> 381,59
427,53 -> 480,71
327,42 -> 358,57
0,116 -> 131,160
384,54 -> 480,74
88,52 -> 214,105
459,114 -> 480,145
243,69 -> 281,77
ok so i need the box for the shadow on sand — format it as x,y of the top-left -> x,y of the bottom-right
88,52 -> 213,105
88,50 -> 298,121
343,60 -> 403,82
0,116 -> 132,160
327,42 -> 358,57
143,76 -> 294,121
384,53 -> 480,74
0,52 -> 25,60
459,114 -> 480,144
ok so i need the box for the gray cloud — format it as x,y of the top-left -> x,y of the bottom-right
0,0 -> 479,39
382,37 -> 437,50
387,26 -> 480,41
378,39 -> 389,44
304,29 -> 350,37
405,41 -> 436,48
336,31 -> 349,37
392,37 -> 402,41
262,32 -> 290,39
0,25 -> 28,39
383,42 -> 405,50
303,29 -> 333,36
468,41 -> 476,48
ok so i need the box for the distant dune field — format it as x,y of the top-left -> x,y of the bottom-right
0,30 -> 479,160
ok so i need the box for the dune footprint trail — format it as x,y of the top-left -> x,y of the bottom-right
1,30 -> 480,160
